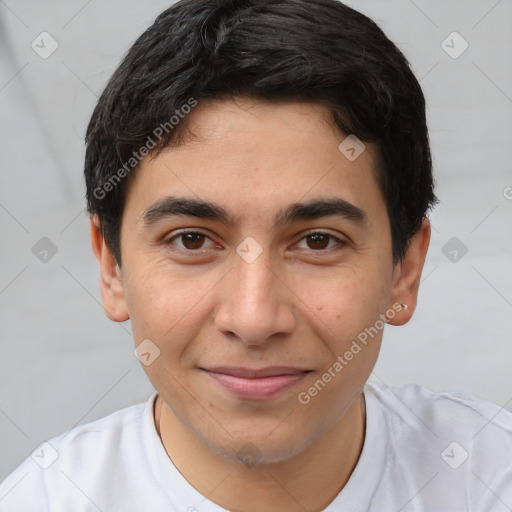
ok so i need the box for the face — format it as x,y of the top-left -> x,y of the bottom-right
93,97 -> 427,464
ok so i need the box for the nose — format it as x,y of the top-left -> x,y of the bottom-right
214,246 -> 297,347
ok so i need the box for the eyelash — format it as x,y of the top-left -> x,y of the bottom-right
165,230 -> 347,254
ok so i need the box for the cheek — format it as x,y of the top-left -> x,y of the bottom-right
292,262 -> 389,342
125,256 -> 222,350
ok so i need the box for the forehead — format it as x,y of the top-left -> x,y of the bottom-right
122,97 -> 385,226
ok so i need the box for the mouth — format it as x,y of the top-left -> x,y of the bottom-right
200,366 -> 312,400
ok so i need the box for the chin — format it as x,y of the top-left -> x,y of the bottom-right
201,425 -> 315,467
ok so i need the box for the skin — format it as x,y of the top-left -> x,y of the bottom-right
91,97 -> 430,512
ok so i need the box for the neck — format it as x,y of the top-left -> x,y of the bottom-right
154,394 -> 366,512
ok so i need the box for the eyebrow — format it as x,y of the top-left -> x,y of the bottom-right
142,195 -> 367,227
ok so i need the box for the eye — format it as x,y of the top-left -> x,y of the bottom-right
295,231 -> 346,251
165,230 -> 346,254
166,231 -> 218,251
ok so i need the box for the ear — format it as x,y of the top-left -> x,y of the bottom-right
387,218 -> 431,326
90,215 -> 130,322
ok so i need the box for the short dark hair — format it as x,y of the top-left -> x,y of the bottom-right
84,0 -> 437,266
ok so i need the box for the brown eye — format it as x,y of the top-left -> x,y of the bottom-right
181,233 -> 206,250
306,233 -> 331,250
295,232 -> 346,252
168,231 -> 216,251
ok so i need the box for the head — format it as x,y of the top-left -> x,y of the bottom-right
86,0 -> 436,464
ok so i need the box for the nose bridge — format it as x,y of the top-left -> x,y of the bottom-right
234,247 -> 275,306
232,234 -> 277,301
214,240 -> 296,344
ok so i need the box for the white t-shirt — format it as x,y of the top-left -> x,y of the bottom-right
1,382 -> 511,511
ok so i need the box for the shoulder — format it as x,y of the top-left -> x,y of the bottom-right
365,380 -> 512,473
365,380 -> 512,436
38,396 -> 148,468
360,382 -> 512,509
0,395 -> 154,512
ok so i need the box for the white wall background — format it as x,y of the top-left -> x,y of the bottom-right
0,0 -> 511,480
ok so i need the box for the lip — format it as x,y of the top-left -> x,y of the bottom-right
201,367 -> 311,400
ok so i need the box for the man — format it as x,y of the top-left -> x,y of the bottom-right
1,1 -> 511,510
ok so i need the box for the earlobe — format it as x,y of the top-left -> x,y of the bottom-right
90,215 -> 130,322
387,218 -> 431,326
